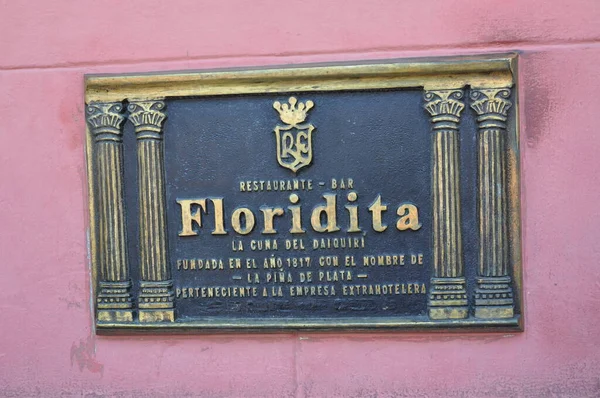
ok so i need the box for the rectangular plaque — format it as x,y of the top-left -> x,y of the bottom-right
85,54 -> 523,332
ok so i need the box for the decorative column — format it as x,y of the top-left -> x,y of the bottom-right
128,100 -> 175,322
424,89 -> 468,319
470,88 -> 515,318
86,102 -> 134,322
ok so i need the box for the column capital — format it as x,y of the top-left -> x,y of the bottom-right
423,89 -> 465,130
470,88 -> 512,129
86,102 -> 126,141
127,100 -> 167,136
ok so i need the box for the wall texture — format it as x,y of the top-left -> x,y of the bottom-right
1,1 -> 599,396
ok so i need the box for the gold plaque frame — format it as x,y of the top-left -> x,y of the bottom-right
85,53 -> 522,334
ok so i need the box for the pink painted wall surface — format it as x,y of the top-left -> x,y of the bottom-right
1,1 -> 600,396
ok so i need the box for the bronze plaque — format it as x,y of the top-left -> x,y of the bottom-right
85,54 -> 522,333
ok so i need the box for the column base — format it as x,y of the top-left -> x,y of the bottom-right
97,309 -> 134,322
97,280 -> 134,322
474,276 -> 514,319
139,309 -> 175,323
138,280 -> 175,322
428,277 -> 468,319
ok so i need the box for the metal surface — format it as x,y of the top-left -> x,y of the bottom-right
84,54 -> 522,333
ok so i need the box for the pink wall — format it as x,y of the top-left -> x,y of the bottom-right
1,1 -> 600,396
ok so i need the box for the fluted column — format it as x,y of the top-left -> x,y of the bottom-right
470,88 -> 515,318
86,102 -> 134,322
128,100 -> 175,322
424,89 -> 468,319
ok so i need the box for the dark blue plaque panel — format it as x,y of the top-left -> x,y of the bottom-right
116,88 -> 515,322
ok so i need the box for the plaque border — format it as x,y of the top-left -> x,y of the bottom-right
84,53 -> 523,334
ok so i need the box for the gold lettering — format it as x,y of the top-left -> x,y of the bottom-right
345,191 -> 361,232
177,199 -> 206,236
396,203 -> 422,231
231,207 -> 255,235
311,193 -> 340,233
211,198 -> 227,235
368,195 -> 388,232
260,206 -> 285,234
288,193 -> 305,234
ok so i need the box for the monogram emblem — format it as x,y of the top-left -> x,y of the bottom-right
272,97 -> 316,173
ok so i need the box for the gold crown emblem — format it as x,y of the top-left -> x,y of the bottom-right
273,97 -> 314,126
